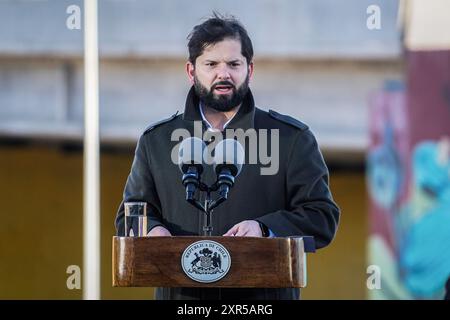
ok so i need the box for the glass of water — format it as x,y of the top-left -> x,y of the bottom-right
124,202 -> 147,237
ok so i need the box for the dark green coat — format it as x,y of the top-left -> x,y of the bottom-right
115,86 -> 340,300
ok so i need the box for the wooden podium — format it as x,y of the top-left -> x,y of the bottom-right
112,236 -> 314,288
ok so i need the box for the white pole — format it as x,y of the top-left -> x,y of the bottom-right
83,0 -> 100,300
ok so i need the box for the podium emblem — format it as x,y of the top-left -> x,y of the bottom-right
181,240 -> 231,283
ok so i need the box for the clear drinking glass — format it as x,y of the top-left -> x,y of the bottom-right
124,202 -> 147,237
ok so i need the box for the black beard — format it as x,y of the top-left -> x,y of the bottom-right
194,75 -> 250,112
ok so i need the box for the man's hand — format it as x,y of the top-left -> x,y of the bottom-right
147,226 -> 172,237
223,220 -> 263,237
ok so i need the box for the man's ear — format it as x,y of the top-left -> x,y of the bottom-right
248,61 -> 254,82
186,61 -> 195,85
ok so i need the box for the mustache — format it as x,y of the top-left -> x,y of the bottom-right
211,81 -> 236,90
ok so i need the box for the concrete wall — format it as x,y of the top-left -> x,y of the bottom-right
0,58 -> 403,150
0,0 -> 402,152
0,0 -> 400,58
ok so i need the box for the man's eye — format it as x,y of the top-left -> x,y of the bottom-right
206,62 -> 216,66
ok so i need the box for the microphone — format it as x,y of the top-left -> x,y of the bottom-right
213,139 -> 245,198
178,137 -> 206,200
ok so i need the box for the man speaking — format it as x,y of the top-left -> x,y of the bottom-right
115,13 -> 340,300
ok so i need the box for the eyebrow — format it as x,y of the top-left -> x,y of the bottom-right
203,59 -> 244,64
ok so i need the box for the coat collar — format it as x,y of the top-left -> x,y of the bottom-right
182,86 -> 255,130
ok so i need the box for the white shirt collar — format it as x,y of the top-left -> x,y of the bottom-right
199,101 -> 236,131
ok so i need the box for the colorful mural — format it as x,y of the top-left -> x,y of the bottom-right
368,51 -> 450,299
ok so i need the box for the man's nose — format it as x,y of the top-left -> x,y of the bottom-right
216,64 -> 231,81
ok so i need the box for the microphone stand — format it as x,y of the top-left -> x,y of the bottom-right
203,189 -> 213,236
185,181 -> 228,236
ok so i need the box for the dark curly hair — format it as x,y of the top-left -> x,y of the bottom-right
187,12 -> 254,65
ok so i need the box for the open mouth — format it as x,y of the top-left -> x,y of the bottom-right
213,84 -> 234,94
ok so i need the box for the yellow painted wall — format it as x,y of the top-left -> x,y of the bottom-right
303,172 -> 367,299
0,145 -> 366,299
